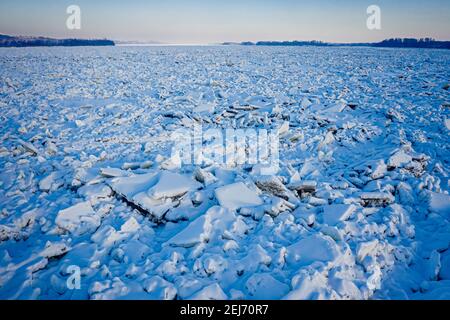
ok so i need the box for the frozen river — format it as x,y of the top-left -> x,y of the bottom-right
0,46 -> 449,299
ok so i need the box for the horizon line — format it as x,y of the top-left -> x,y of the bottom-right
3,33 -> 450,45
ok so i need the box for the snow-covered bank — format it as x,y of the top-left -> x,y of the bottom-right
0,46 -> 449,299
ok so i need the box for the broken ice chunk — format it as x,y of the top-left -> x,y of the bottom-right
55,202 -> 100,236
148,171 -> 201,199
396,182 -> 414,205
263,197 -> 296,217
245,273 -> 290,299
322,204 -> 356,226
385,109 -> 405,122
284,270 -> 334,300
189,283 -> 228,300
363,180 -> 382,192
91,226 -> 127,248
194,168 -> 217,186
367,266 -> 383,291
356,239 -> 379,263
320,225 -> 343,242
301,97 -> 312,108
324,102 -> 347,113
318,131 -> 335,150
287,180 -> 317,198
78,183 -> 113,202
308,102 -> 346,115
166,206 -> 235,248
255,176 -> 290,200
110,171 -> 200,221
160,154 -> 182,170
360,192 -> 394,207
100,167 -> 131,178
140,160 -> 154,169
143,276 -> 177,300
388,150 -> 413,169
428,192 -> 450,218
40,242 -> 70,259
73,167 -> 103,186
121,162 -> 140,170
120,217 -> 140,233
309,197 -> 328,207
294,207 -> 316,226
111,171 -> 201,221
0,225 -> 20,242
215,182 -> 263,210
166,215 -> 210,248
278,121 -> 290,136
286,234 -> 341,266
193,103 -> 215,114
331,181 -> 349,190
120,239 -> 151,264
109,172 -> 159,199
16,138 -> 39,155
39,172 -> 63,192
426,250 -> 441,281
250,163 -> 279,176
369,160 -> 387,180
131,192 -> 175,220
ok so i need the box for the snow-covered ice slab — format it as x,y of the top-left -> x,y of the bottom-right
246,273 -> 290,299
109,171 -> 201,220
109,172 -> 160,199
189,283 -> 228,300
286,235 -> 342,266
360,192 -> 394,207
215,182 -> 263,210
193,103 -> 215,114
428,192 -> 450,218
100,167 -> 131,178
166,206 -> 235,247
55,202 -> 100,236
148,171 -> 201,199
322,204 -> 356,226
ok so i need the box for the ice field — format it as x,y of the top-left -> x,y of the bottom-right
0,45 -> 449,299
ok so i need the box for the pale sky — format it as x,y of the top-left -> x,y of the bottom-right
0,0 -> 449,44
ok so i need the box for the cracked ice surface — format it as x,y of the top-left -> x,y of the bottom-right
0,46 -> 449,300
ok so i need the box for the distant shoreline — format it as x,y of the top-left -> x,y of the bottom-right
1,34 -> 449,49
224,38 -> 450,50
0,34 -> 114,47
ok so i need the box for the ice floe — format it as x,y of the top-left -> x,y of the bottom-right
55,202 -> 101,236
214,182 -> 263,210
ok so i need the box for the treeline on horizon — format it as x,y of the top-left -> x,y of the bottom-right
225,38 -> 450,49
0,35 -> 115,47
